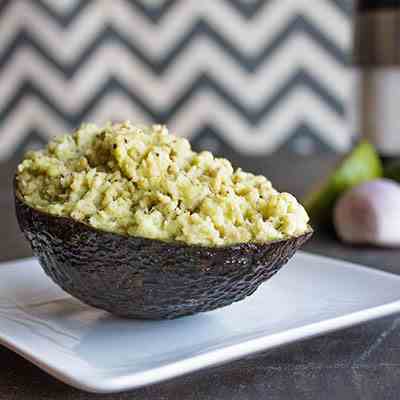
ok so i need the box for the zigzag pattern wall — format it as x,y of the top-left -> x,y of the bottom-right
0,0 -> 352,160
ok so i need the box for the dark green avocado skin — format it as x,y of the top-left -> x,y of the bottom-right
15,193 -> 312,319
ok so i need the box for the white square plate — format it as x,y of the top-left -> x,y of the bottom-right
1,252 -> 400,393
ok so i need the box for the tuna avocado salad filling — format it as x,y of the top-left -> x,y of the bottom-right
16,121 -> 310,246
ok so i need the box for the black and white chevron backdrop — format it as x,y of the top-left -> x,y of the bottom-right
0,0 -> 353,160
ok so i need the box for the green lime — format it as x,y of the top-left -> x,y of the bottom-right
303,141 -> 383,224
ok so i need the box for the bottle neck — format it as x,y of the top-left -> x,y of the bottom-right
354,6 -> 400,66
354,0 -> 400,159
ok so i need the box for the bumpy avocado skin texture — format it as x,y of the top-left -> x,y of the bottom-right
15,192 -> 312,320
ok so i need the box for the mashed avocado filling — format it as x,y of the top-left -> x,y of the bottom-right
16,121 -> 310,246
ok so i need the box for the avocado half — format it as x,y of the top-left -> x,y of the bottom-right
15,189 -> 312,320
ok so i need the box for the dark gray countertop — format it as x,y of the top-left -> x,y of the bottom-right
1,151 -> 400,400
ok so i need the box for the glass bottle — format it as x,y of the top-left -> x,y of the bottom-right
353,0 -> 400,162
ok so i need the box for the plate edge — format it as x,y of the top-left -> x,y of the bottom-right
1,300 -> 400,393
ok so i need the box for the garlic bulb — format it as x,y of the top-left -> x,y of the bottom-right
334,179 -> 400,247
